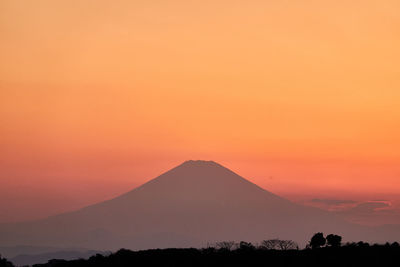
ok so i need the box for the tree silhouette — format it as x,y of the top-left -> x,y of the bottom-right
277,240 -> 299,250
238,241 -> 255,251
357,241 -> 370,247
326,234 -> 342,247
216,241 -> 236,251
260,239 -> 298,250
0,254 -> 14,267
260,239 -> 280,250
310,232 -> 326,249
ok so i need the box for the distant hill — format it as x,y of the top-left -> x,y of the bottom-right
0,246 -> 90,259
10,250 -> 104,266
1,160 -> 399,255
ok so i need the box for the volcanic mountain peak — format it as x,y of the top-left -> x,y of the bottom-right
141,159 -> 256,191
171,160 -> 224,174
116,159 -> 290,212
174,160 -> 228,172
182,159 -> 217,165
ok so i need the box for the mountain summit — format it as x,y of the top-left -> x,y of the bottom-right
0,161 -> 398,252
119,160 -> 287,209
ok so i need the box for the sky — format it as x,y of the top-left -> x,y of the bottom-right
1,0 -> 400,223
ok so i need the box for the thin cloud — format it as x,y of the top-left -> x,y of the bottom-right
311,199 -> 356,205
347,201 -> 392,214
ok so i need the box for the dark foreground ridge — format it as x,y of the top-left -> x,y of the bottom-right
2,240 -> 399,267
30,245 -> 400,267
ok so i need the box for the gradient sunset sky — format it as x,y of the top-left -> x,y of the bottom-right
1,0 -> 400,222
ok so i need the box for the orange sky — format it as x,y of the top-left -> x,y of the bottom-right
1,0 -> 400,222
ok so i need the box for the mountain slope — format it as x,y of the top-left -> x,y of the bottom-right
0,160 -> 398,252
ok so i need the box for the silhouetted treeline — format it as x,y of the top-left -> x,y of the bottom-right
2,233 -> 400,267
31,243 -> 400,267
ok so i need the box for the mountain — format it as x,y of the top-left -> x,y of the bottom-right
0,160 -> 399,255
